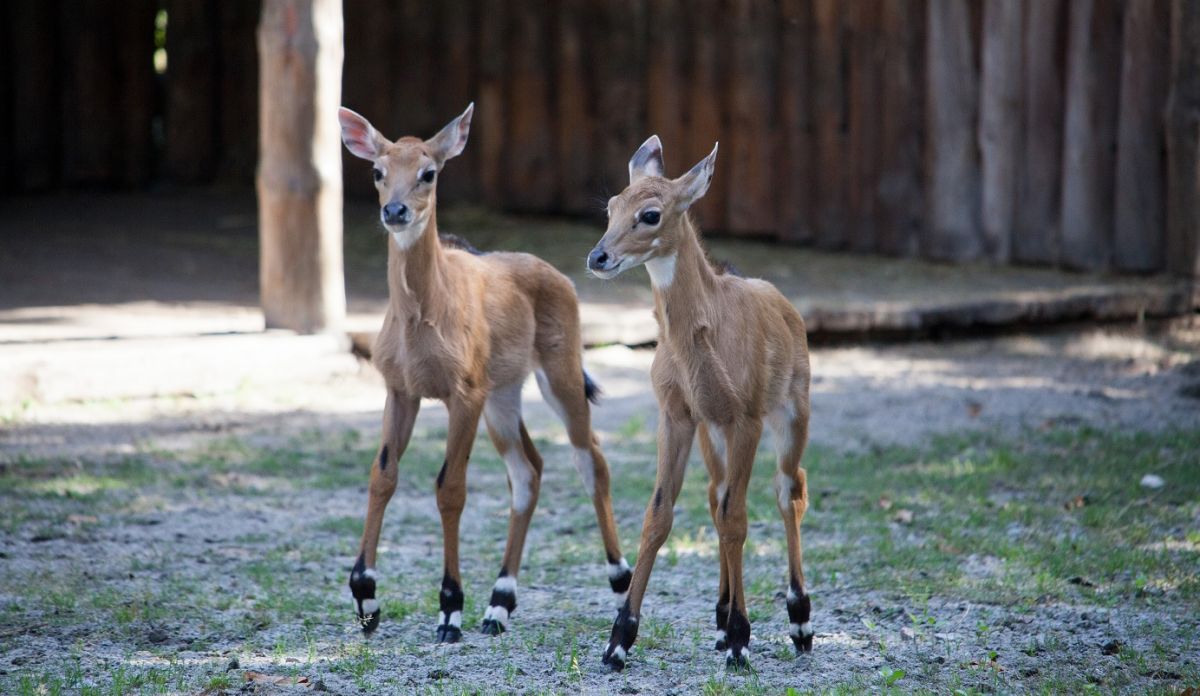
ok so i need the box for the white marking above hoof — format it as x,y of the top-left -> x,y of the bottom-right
483,605 -> 510,627
361,599 -> 379,615
439,610 -> 463,628
493,576 -> 518,594
607,558 -> 631,580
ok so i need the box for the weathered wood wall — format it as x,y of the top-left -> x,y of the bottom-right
1,1 -> 1196,278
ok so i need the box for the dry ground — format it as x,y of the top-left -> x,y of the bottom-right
3,320 -> 1200,695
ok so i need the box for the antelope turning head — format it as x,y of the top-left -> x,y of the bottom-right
338,103 -> 474,249
586,136 -> 718,280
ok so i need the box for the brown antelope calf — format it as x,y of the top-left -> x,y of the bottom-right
338,104 -> 631,642
587,137 -> 813,670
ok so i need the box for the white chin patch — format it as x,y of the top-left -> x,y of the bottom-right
483,605 -> 509,626
607,557 -> 631,579
386,212 -> 429,250
645,253 -> 677,287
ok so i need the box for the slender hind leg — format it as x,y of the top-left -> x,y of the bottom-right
535,366 -> 630,600
479,383 -> 544,635
769,399 -> 814,653
698,425 -> 729,651
433,393 -> 485,643
350,388 -> 420,633
715,420 -> 763,671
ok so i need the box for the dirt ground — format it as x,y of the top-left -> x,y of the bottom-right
3,319 -> 1199,695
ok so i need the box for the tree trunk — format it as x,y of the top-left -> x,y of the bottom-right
777,0 -> 815,245
979,0 -> 1023,263
924,0 -> 983,261
257,0 -> 346,333
1114,0 -> 1169,272
877,0 -> 925,256
1060,0 -> 1123,271
726,0 -> 777,235
1166,0 -> 1200,280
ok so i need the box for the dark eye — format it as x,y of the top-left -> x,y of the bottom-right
640,210 -> 661,226
420,169 -> 436,183
373,168 -> 383,182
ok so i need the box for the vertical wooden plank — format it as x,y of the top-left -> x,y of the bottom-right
506,2 -> 556,210
1166,0 -> 1200,279
1060,0 -> 1124,271
846,0 -> 884,252
726,0 -> 778,236
979,0 -> 1023,263
1014,0 -> 1068,265
686,0 -> 727,230
394,0 -> 437,137
60,0 -> 118,185
216,0 -> 261,184
924,0 -> 983,262
877,0 -> 925,256
594,0 -> 646,199
9,0 -> 58,191
645,0 -> 686,175
1114,0 -> 1169,272
777,0 -> 815,245
476,0 -> 508,207
341,0 -> 396,199
165,0 -> 218,183
556,0 -> 594,214
434,0 -> 477,204
812,0 -> 847,249
114,0 -> 157,187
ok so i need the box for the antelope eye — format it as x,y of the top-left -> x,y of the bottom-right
420,169 -> 436,183
373,168 -> 383,182
640,210 -> 661,226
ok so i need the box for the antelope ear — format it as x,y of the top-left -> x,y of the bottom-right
675,142 -> 718,209
628,135 -> 665,183
427,102 -> 474,164
338,107 -> 387,161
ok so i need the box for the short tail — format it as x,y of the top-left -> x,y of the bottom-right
583,369 -> 601,405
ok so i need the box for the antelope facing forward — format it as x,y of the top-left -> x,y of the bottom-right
337,104 -> 631,642
587,137 -> 814,670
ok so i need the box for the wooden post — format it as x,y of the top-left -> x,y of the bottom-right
1166,0 -> 1200,281
1060,0 -> 1123,271
1014,0 -> 1068,265
257,0 -> 346,333
924,0 -> 983,262
777,0 -> 815,245
877,0 -> 925,256
979,0 -> 1023,263
812,0 -> 847,249
1114,0 -> 1169,273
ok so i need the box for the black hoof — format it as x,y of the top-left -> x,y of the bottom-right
359,609 -> 380,635
603,603 -> 639,671
436,625 -> 462,644
792,632 -> 814,654
480,619 -> 505,636
601,647 -> 626,672
725,651 -> 752,672
715,636 -> 728,651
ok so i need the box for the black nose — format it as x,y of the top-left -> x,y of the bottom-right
382,202 -> 409,225
587,247 -> 610,271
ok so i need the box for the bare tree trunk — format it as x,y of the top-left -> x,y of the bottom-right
924,0 -> 983,261
1014,0 -> 1068,265
979,0 -> 1023,263
1060,0 -> 1123,272
1114,0 -> 1169,273
1166,0 -> 1200,281
257,0 -> 346,334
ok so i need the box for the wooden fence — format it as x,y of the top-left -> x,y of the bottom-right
2,1 -> 1198,278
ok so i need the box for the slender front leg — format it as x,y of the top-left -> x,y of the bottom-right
434,393 -> 485,643
698,424 -> 729,651
350,388 -> 421,633
602,406 -> 695,671
716,419 -> 763,670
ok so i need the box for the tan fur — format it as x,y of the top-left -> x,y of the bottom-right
341,105 -> 624,635
593,137 -> 812,667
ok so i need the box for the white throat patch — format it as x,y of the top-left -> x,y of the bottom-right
645,253 -> 677,288
386,210 -> 430,250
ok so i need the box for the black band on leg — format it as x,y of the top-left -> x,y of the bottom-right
436,574 -> 464,643
787,578 -> 813,653
349,554 -> 380,634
